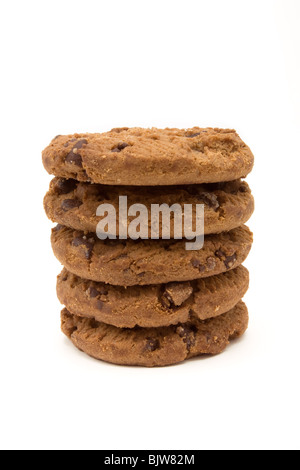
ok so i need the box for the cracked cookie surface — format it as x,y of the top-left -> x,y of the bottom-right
51,225 -> 253,286
57,266 -> 249,328
61,301 -> 249,367
44,178 -> 254,236
42,128 -> 254,186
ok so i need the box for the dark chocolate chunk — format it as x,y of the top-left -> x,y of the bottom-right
239,183 -> 248,193
176,324 -> 197,351
224,253 -> 237,270
215,250 -> 226,260
65,151 -> 83,167
191,259 -> 206,272
88,285 -> 109,298
145,338 -> 160,352
186,133 -> 201,138
65,139 -> 88,167
160,291 -> 173,309
55,178 -> 78,195
197,192 -> 219,211
73,139 -> 88,150
53,224 -> 64,232
72,235 -> 95,260
88,287 -> 101,298
61,198 -> 83,212
64,138 -> 77,148
111,142 -> 130,152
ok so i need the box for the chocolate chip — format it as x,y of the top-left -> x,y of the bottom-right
72,235 -> 95,260
177,325 -> 188,337
88,287 -> 101,298
87,286 -> 108,298
64,139 -> 77,148
72,236 -> 87,247
111,142 -> 130,152
73,139 -> 88,150
145,338 -> 160,352
206,256 -> 217,270
96,300 -> 104,310
53,224 -> 64,232
176,324 -> 197,351
55,178 -> 78,195
197,192 -> 219,211
65,139 -> 88,167
161,291 -> 173,309
206,334 -> 212,344
53,135 -> 61,140
191,259 -> 206,272
186,133 -> 201,138
224,253 -> 237,270
61,198 -> 83,212
239,183 -> 248,193
215,250 -> 226,260
65,151 -> 83,167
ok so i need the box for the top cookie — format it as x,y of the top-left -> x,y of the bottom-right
42,128 -> 254,186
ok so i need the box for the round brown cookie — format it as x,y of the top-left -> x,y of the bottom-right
42,128 -> 254,186
44,178 -> 254,237
57,266 -> 249,328
51,225 -> 253,286
61,301 -> 249,367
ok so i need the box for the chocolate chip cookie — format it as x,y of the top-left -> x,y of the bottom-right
61,301 -> 249,367
51,225 -> 253,286
42,128 -> 254,186
44,178 -> 254,237
57,266 -> 249,328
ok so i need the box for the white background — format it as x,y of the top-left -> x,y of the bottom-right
0,0 -> 299,451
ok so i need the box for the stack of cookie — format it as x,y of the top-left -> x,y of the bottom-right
42,127 -> 254,367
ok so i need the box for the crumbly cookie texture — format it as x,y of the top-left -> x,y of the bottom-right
57,266 -> 249,328
61,301 -> 249,367
44,178 -> 254,237
51,225 -> 253,286
42,128 -> 254,186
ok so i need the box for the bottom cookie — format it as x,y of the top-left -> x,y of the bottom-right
61,301 -> 248,367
